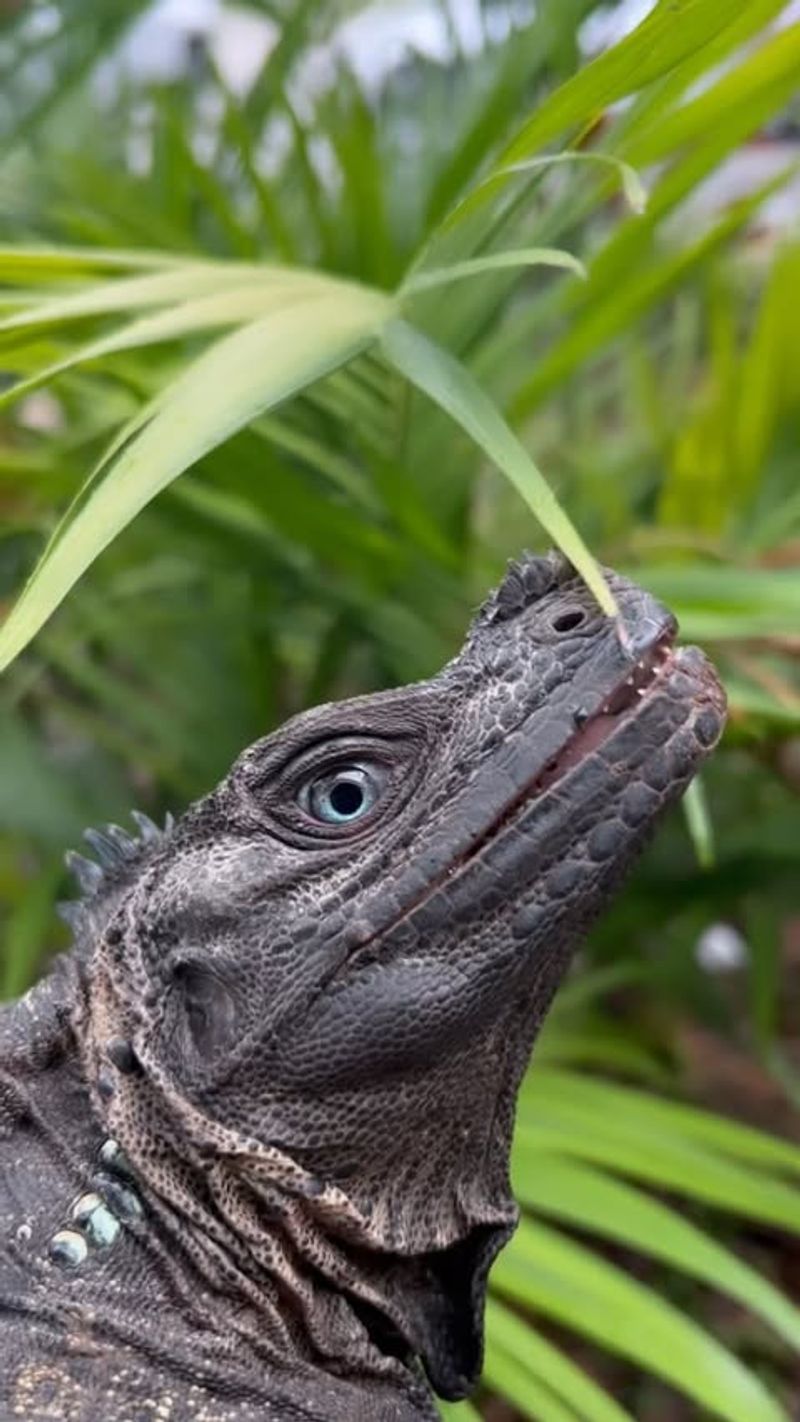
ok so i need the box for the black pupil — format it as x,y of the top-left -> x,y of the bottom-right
330,779 -> 365,817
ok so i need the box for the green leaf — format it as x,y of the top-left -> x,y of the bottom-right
734,245 -> 800,496
0,288 -> 392,670
683,776 -> 715,868
615,0 -> 791,147
437,1402 -> 482,1422
625,19 -> 800,169
497,0 -> 771,166
421,3 -> 573,229
512,1119 -> 800,1234
635,563 -> 800,640
534,1021 -> 670,1083
723,677 -> 800,730
402,246 -> 587,296
380,318 -> 616,616
482,1344 -> 580,1422
512,1154 -> 800,1352
513,173 -> 794,413
0,262 -> 327,340
497,153 -> 649,214
492,1218 -> 787,1422
0,244 -> 179,280
522,1069 -> 800,1177
442,151 -> 648,241
486,1298 -> 635,1422
0,284 -> 331,414
516,1080 -> 800,1229
439,0 -> 763,241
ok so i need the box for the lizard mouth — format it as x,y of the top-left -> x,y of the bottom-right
442,625 -> 683,872
332,620 -> 724,967
527,627 -> 677,798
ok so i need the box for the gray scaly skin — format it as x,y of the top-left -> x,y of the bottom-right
0,554 -> 726,1422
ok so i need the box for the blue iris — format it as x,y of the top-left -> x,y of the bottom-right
306,764 -> 380,824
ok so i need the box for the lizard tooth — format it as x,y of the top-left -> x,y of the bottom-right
163,811 -> 176,834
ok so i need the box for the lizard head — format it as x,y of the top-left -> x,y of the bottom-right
74,553 -> 725,1399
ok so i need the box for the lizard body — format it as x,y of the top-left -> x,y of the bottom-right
0,554 -> 726,1420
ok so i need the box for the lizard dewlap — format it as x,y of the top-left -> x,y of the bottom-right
0,552 -> 726,1422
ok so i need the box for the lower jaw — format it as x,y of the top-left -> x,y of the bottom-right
529,641 -> 724,799
467,646 -> 722,866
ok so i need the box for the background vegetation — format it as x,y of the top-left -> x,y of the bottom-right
0,2 -> 799,1419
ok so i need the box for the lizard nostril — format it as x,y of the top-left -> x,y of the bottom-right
551,608 -> 586,634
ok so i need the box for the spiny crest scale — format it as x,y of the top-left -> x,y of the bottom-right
59,810 -> 173,928
479,549 -> 570,627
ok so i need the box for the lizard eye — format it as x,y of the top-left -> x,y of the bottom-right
299,762 -> 385,825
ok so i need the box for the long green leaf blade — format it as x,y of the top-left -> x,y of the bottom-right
0,245 -> 184,279
482,1346 -> 580,1422
0,286 -> 323,414
0,290 -> 392,670
437,1403 -> 482,1422
381,319 -> 616,615
497,0 -> 772,167
403,247 -> 586,296
512,1154 -> 800,1351
486,1298 -> 635,1422
524,1068 -> 800,1176
0,264 -> 327,340
437,0 -> 767,238
625,20 -> 800,169
513,1106 -> 800,1232
513,175 -> 793,414
492,1219 -> 787,1422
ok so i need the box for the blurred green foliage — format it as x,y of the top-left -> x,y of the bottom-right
1,2 -> 799,1419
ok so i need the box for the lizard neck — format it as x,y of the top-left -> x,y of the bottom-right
76,948 -> 438,1419
0,960 -> 435,1422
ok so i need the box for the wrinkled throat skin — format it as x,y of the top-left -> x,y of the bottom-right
0,554 -> 726,1422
